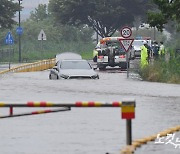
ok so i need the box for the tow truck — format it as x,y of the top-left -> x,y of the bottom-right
93,37 -> 135,70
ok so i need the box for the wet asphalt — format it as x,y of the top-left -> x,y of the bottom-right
0,63 -> 179,154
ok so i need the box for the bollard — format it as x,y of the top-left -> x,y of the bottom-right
121,100 -> 135,145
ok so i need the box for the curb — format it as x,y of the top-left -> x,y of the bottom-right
120,125 -> 180,154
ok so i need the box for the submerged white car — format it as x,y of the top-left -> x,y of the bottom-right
49,53 -> 99,79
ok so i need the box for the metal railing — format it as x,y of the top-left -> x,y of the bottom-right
0,58 -> 56,75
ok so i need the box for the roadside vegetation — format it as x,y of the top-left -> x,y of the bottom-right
0,4 -> 94,62
140,0 -> 180,84
140,54 -> 180,84
0,1 -> 179,83
139,29 -> 180,84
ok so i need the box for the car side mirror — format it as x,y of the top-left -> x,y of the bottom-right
93,67 -> 97,70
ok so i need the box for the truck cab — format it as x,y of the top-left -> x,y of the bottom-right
93,37 -> 135,70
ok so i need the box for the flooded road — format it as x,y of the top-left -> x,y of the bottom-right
0,70 -> 179,154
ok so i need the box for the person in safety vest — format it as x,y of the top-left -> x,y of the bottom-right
140,41 -> 148,68
158,41 -> 165,56
152,41 -> 159,59
144,40 -> 152,62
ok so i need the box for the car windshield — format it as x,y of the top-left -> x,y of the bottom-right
107,41 -> 125,52
60,60 -> 91,69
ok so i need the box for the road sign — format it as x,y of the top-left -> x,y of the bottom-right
121,100 -> 135,119
119,38 -> 134,52
38,29 -> 47,40
120,26 -> 132,38
16,27 -> 23,35
5,32 -> 14,45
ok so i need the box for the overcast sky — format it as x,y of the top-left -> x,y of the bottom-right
15,0 -> 49,20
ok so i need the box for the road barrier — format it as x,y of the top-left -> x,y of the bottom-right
1,100 -> 178,153
0,58 -> 55,75
0,100 -> 136,148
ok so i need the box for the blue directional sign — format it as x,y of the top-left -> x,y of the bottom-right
136,36 -> 142,40
16,26 -> 23,35
5,32 -> 14,45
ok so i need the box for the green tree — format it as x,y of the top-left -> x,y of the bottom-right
49,0 -> 151,37
148,0 -> 180,31
30,4 -> 48,22
0,0 -> 19,29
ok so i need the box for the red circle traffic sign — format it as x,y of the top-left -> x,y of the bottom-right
120,26 -> 132,38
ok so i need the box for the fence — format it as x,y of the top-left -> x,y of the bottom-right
0,58 -> 56,75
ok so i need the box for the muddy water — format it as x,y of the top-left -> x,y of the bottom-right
0,70 -> 179,154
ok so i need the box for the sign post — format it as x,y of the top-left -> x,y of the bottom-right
5,32 -> 14,69
38,29 -> 47,57
120,26 -> 134,78
16,26 -> 23,62
121,100 -> 135,145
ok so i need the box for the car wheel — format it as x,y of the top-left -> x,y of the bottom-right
49,74 -> 52,80
120,62 -> 129,69
94,75 -> 99,79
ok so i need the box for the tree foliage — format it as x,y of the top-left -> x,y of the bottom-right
49,0 -> 152,37
30,4 -> 48,22
0,0 -> 19,29
148,0 -> 180,31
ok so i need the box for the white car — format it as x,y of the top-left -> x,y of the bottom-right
49,53 -> 99,79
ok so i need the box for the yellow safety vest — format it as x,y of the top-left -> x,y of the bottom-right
159,45 -> 165,55
93,50 -> 98,57
140,45 -> 148,68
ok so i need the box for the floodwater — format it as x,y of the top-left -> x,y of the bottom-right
0,70 -> 180,154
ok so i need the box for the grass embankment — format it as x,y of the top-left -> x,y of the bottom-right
140,56 -> 180,84
0,41 -> 94,62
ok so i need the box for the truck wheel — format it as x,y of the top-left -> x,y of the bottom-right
99,66 -> 106,71
120,62 -> 129,69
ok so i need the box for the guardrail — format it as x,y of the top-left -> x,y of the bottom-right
0,100 -> 136,149
0,58 -> 56,75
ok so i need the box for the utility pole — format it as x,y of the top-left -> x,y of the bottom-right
18,0 -> 22,63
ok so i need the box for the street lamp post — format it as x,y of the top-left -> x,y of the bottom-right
153,27 -> 156,41
18,0 -> 22,63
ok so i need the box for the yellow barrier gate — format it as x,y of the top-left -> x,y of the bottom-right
0,100 -> 136,149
